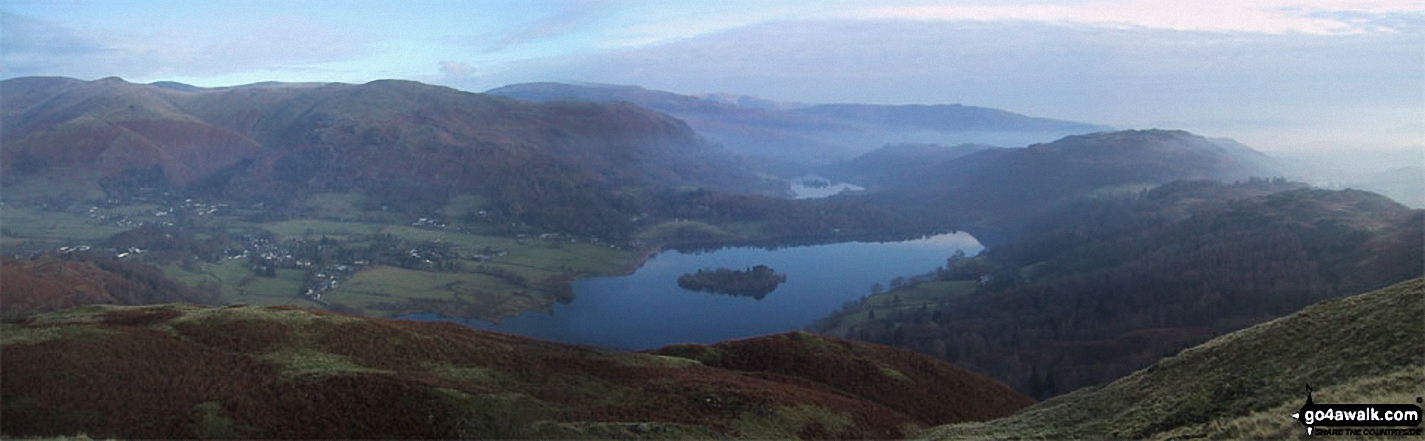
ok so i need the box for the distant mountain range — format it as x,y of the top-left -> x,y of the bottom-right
3,75 -> 1418,440
486,82 -> 1110,167
1,77 -> 772,236
830,129 -> 1286,239
4,76 -> 1282,242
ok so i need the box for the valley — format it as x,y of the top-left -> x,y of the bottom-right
0,77 -> 953,322
2,189 -> 641,321
2,76 -> 1420,440
416,232 -> 982,349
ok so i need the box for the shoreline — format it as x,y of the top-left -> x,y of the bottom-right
398,229 -> 975,324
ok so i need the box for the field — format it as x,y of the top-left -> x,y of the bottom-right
163,260 -> 319,308
324,266 -> 538,318
634,220 -> 766,245
1,192 -> 644,321
0,206 -> 129,247
819,280 -> 978,336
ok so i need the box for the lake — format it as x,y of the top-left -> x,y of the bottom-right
406,232 -> 982,350
789,175 -> 865,199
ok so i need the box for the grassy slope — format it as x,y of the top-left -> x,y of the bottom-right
924,278 -> 1425,439
1,305 -> 1030,440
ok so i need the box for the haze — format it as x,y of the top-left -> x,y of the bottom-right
4,2 -> 1425,437
3,0 -> 1421,156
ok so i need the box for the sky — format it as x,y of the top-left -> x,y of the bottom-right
2,0 -> 1422,154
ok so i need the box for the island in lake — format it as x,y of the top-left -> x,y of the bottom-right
677,265 -> 788,299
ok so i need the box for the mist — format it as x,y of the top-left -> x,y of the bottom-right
3,2 -> 1422,438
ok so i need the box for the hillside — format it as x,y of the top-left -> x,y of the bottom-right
924,277 -> 1425,439
819,143 -> 994,188
814,181 -> 1422,398
850,129 -> 1285,237
0,253 -> 217,320
486,82 -> 1105,166
1,76 -> 770,237
0,305 -> 1030,439
652,333 -> 1035,425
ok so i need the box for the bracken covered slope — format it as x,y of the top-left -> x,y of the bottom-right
0,304 -> 1031,439
924,277 -> 1425,439
0,254 -> 217,319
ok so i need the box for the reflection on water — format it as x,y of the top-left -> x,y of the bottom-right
789,175 -> 865,199
402,232 -> 981,349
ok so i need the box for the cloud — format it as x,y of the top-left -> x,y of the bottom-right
1,11 -> 110,56
439,61 -> 476,80
0,11 -> 372,81
852,0 -> 1425,34
488,19 -> 1422,151
185,17 -> 372,75
0,12 -> 114,75
477,0 -> 618,53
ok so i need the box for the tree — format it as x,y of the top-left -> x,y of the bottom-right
871,282 -> 884,295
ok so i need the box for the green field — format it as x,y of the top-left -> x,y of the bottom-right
2,190 -> 648,321
163,260 -> 320,308
325,266 -> 542,318
635,220 -> 763,243
0,207 -> 128,244
820,280 -> 978,336
1,191 -> 646,319
259,219 -> 386,239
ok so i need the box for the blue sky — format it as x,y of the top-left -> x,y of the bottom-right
2,0 -> 1421,153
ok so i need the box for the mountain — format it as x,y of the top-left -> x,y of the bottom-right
819,143 -> 995,188
0,305 -> 1030,439
924,277 -> 1424,439
1,76 -> 770,237
148,81 -> 203,92
849,129 -> 1285,237
701,92 -> 806,110
789,104 -> 1101,133
486,82 -> 1107,166
814,181 -> 1422,398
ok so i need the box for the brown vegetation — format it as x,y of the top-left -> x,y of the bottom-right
2,304 -> 1029,439
653,332 -> 1035,425
1,253 -> 216,320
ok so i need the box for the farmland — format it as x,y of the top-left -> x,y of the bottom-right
1,191 -> 644,321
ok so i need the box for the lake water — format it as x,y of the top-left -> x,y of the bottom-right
405,232 -> 982,350
789,175 -> 865,199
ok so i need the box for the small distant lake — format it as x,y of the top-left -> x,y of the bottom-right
789,175 -> 864,199
403,232 -> 982,350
